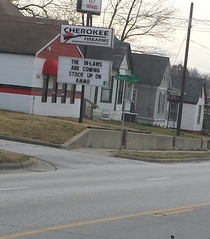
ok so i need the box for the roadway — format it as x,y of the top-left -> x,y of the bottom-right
0,140 -> 210,239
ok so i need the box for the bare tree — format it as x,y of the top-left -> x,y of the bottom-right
10,0 -> 81,24
100,0 -> 178,42
174,66 -> 210,97
204,73 -> 210,97
11,0 -> 178,43
132,45 -> 170,57
171,64 -> 190,77
188,67 -> 203,78
188,67 -> 210,79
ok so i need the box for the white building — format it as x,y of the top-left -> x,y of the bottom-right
168,75 -> 206,133
79,37 -> 134,121
0,1 -> 83,118
0,1 -> 134,122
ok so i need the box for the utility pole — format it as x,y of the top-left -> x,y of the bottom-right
176,2 -> 194,136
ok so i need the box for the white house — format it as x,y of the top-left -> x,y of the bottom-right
0,1 -> 84,118
0,1 -> 136,122
169,75 -> 206,133
131,53 -> 179,127
79,37 -> 134,121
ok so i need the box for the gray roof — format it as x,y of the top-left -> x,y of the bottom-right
0,0 -> 67,55
171,74 -> 206,104
132,53 -> 169,86
0,0 -> 23,17
79,37 -> 132,71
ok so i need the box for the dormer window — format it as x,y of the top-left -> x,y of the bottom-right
163,74 -> 166,82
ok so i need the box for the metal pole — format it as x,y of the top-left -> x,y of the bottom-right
79,12 -> 91,123
119,81 -> 126,150
176,2 -> 194,136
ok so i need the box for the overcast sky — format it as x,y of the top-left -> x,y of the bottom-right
98,0 -> 210,73
156,0 -> 210,73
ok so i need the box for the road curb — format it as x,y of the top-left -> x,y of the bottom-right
113,153 -> 210,163
0,157 -> 57,171
0,157 -> 34,170
0,134 -> 61,148
0,136 -> 60,171
28,157 -> 57,171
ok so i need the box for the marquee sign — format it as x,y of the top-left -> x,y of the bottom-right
60,25 -> 114,48
57,56 -> 112,88
77,0 -> 102,15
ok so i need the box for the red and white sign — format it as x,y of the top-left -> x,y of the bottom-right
60,25 -> 114,48
77,0 -> 102,15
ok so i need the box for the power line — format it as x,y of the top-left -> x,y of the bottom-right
191,40 -> 210,51
173,33 -> 187,65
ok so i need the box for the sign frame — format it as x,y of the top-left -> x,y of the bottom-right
60,25 -> 114,48
115,74 -> 140,83
77,0 -> 102,15
57,56 -> 112,88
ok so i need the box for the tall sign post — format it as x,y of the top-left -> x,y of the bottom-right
80,12 -> 90,123
59,0 -> 114,123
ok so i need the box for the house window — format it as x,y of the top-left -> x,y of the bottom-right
131,88 -> 138,112
70,84 -> 76,104
163,74 -> 166,82
51,77 -> 58,103
117,80 -> 124,104
61,83 -> 67,104
197,105 -> 202,125
41,75 -> 49,103
169,103 -> 178,121
101,76 -> 113,103
158,92 -> 165,114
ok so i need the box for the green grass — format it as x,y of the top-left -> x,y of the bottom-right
105,120 -> 206,139
0,109 -> 209,164
0,151 -> 29,164
116,150 -> 210,159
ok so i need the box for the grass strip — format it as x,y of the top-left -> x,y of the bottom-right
0,150 -> 29,164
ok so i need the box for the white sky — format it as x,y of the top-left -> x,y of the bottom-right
98,0 -> 210,73
155,0 -> 210,73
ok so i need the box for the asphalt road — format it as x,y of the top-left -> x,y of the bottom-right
0,140 -> 210,239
